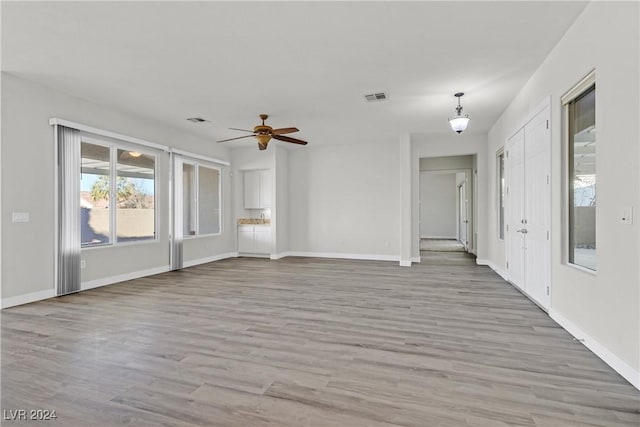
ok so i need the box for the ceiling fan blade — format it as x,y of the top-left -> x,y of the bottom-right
229,127 -> 256,133
273,134 -> 308,145
217,134 -> 256,143
271,127 -> 299,135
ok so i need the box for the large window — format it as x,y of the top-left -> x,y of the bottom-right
81,142 -> 111,246
182,162 -> 221,237
116,149 -> 156,242
497,150 -> 505,240
81,140 -> 156,247
566,82 -> 596,270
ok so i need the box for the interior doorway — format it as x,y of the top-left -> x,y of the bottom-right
418,155 -> 475,255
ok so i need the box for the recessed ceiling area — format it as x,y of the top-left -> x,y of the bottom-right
1,1 -> 588,147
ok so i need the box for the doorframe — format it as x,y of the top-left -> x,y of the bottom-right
418,168 -> 472,251
170,149 -> 228,271
400,133 -> 485,267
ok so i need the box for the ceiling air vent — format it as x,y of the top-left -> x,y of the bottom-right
186,117 -> 208,123
364,92 -> 388,102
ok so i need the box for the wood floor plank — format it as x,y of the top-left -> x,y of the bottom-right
1,252 -> 638,426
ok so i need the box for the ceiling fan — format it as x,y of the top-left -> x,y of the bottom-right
217,114 -> 308,150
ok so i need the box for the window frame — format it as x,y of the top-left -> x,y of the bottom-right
181,160 -> 222,239
562,70 -> 596,273
80,135 -> 159,249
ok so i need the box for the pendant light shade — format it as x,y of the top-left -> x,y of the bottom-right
448,92 -> 470,134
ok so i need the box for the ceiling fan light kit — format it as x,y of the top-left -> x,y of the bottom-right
217,114 -> 308,150
448,92 -> 470,134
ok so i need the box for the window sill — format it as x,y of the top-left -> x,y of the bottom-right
81,238 -> 159,251
184,233 -> 222,239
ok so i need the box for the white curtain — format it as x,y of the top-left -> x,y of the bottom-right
57,125 -> 81,295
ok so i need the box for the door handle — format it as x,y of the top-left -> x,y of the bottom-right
516,229 -> 528,234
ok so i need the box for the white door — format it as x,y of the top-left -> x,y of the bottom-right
523,107 -> 551,308
458,182 -> 468,250
506,128 -> 526,291
505,107 -> 551,309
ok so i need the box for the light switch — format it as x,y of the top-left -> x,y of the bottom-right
12,212 -> 30,223
620,207 -> 633,225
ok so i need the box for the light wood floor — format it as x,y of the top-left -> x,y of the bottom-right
420,239 -> 466,252
2,253 -> 639,426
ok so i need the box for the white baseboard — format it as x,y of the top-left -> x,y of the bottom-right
476,258 -> 508,281
1,288 -> 55,309
411,256 -> 421,263
270,252 -> 289,260
81,265 -> 171,291
479,258 -> 639,390
399,260 -> 412,267
286,251 -> 400,262
4,254 -> 239,308
238,253 -> 270,258
550,309 -> 640,390
182,252 -> 238,268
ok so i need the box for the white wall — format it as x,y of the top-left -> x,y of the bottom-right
419,172 -> 457,238
274,145 -> 289,256
420,155 -> 473,171
486,2 -> 639,385
1,73 -> 235,302
288,141 -> 401,259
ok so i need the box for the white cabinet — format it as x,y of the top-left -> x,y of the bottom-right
254,226 -> 271,253
238,225 -> 255,253
260,171 -> 271,208
238,225 -> 271,255
243,170 -> 271,209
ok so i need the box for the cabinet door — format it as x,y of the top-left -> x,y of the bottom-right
254,226 -> 271,254
260,170 -> 272,208
243,171 -> 261,209
238,226 -> 255,252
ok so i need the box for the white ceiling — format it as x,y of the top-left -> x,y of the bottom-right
2,1 -> 587,149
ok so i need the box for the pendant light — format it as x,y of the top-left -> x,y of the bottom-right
448,92 -> 470,134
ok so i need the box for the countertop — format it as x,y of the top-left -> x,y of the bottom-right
237,218 -> 271,225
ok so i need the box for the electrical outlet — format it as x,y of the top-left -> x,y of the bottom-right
80,260 -> 86,269
12,212 -> 30,223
